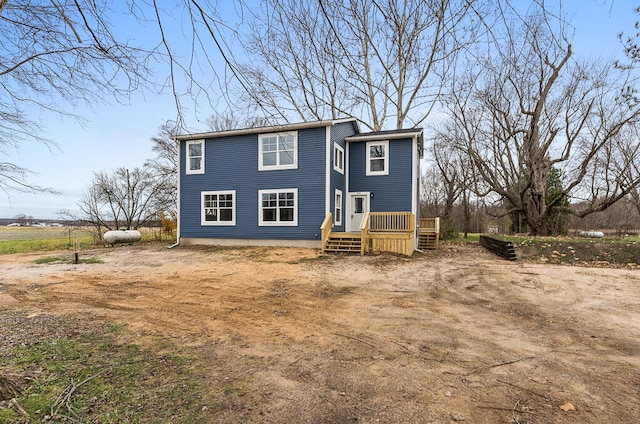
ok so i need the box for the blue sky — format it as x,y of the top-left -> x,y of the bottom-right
0,0 -> 637,219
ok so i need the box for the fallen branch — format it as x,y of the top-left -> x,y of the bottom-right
391,340 -> 411,353
10,398 -> 29,418
51,369 -> 107,419
0,375 -> 22,400
332,332 -> 376,348
477,404 -> 535,415
466,356 -> 535,376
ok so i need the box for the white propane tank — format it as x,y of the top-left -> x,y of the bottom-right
103,229 -> 142,245
579,230 -> 604,238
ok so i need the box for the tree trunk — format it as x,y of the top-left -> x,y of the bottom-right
524,155 -> 551,235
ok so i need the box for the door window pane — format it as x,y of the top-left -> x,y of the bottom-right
354,197 -> 364,214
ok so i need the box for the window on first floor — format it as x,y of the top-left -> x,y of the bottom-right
258,189 -> 298,226
366,140 -> 389,176
201,190 -> 235,225
186,140 -> 205,174
335,189 -> 343,226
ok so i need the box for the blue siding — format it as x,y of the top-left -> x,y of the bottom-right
329,122 -> 356,231
348,138 -> 413,212
180,127 -> 327,240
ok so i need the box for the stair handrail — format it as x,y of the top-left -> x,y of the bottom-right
359,211 -> 370,256
320,212 -> 332,253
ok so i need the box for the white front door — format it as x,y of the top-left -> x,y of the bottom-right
349,193 -> 369,231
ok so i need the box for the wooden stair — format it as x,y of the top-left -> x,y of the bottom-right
418,232 -> 439,250
324,233 -> 362,253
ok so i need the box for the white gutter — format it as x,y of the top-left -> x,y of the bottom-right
174,118 -> 359,141
345,131 -> 423,142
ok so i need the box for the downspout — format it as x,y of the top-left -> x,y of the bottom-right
168,136 -> 181,249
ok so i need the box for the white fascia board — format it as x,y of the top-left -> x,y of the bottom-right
174,118 -> 359,141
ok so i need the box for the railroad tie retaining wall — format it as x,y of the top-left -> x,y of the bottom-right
479,235 -> 517,261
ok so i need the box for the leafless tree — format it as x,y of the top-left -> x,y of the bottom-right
0,1 -> 251,194
145,121 -> 180,217
205,112 -> 271,132
235,0 -> 481,130
0,0 -> 156,193
77,167 -> 164,233
420,165 -> 445,218
441,2 -> 640,235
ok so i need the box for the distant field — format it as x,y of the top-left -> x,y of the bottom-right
0,227 -> 95,254
0,226 -> 91,241
0,226 -> 172,254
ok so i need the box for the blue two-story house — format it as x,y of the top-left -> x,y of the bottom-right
175,119 -> 424,254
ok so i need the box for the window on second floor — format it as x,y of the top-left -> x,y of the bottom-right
259,132 -> 298,171
333,143 -> 344,174
186,140 -> 205,174
366,140 -> 389,176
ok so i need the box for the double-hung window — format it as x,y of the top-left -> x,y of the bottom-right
335,189 -> 343,226
258,189 -> 298,226
186,140 -> 205,174
201,191 -> 235,225
333,143 -> 344,174
258,132 -> 298,170
366,140 -> 389,176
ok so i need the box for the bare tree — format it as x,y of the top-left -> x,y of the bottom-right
205,112 -> 271,132
0,1 -> 256,195
235,0 -> 481,130
145,121 -> 180,218
420,165 -> 445,218
0,1 -> 156,193
442,2 -> 640,235
77,167 -> 163,233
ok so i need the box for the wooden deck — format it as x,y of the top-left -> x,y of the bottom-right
322,212 -> 430,256
321,213 -> 441,256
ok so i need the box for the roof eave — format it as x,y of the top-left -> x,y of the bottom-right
173,118 -> 359,141
346,130 -> 424,159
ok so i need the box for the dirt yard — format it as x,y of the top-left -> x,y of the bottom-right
1,243 -> 639,423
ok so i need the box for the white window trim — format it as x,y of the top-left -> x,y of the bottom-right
186,140 -> 205,175
258,188 -> 298,226
258,132 -> 298,171
201,190 -> 236,226
335,189 -> 343,226
333,143 -> 344,174
366,140 -> 389,176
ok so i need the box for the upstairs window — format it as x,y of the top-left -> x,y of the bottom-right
259,189 -> 298,226
186,140 -> 205,174
259,132 -> 298,170
333,143 -> 344,174
202,191 -> 236,225
366,140 -> 389,176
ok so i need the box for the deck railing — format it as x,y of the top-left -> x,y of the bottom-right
369,212 -> 416,233
362,212 -> 415,256
320,212 -> 333,253
419,217 -> 440,234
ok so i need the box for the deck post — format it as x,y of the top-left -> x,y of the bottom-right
360,212 -> 370,256
320,212 -> 332,253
